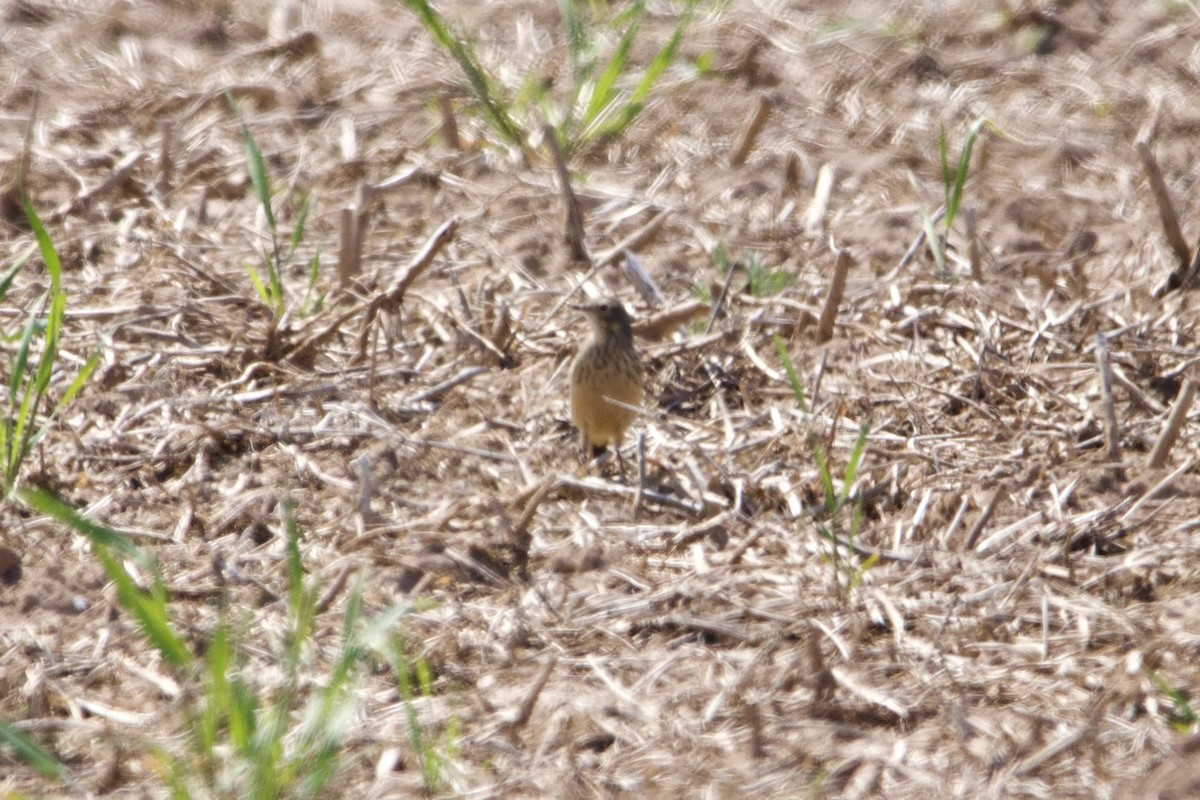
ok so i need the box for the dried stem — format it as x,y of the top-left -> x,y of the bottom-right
816,247 -> 852,343
1146,378 -> 1198,469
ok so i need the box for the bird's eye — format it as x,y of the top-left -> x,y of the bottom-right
599,304 -> 610,312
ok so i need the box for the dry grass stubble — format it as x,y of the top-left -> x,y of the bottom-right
2,0 -> 1200,797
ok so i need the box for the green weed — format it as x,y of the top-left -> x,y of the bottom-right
0,717 -> 66,781
713,242 -> 793,298
0,200 -> 101,497
12,488 -> 430,798
1150,670 -> 1199,733
226,90 -> 324,319
387,640 -> 458,794
812,417 -> 876,591
774,335 -> 807,412
918,117 -> 991,276
402,0 -> 706,160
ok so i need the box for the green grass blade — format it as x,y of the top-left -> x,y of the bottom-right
18,487 -> 139,558
9,310 -> 39,404
17,487 -> 193,667
839,418 -> 871,506
11,379 -> 39,480
558,0 -> 593,144
23,346 -> 100,480
106,546 -> 192,667
99,545 -> 193,668
23,197 -> 61,294
244,262 -> 271,306
51,350 -> 101,419
282,497 -> 318,678
812,441 -> 836,514
33,291 -> 65,396
266,260 -> 284,316
287,193 -> 311,261
402,0 -> 525,148
0,717 -> 66,780
284,497 -> 305,615
0,418 -> 11,488
199,621 -> 233,758
560,0 -> 588,68
595,0 -> 695,140
774,335 -> 807,411
909,169 -> 947,274
582,7 -> 642,129
939,125 -> 951,210
0,245 -> 34,304
225,89 -> 276,231
301,250 -> 324,316
945,117 -> 987,232
228,674 -> 258,752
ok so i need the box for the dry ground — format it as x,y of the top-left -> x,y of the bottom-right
3,0 -> 1200,797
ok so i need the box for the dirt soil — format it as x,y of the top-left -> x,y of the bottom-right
3,0 -> 1200,797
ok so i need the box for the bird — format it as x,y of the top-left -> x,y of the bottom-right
568,298 -> 644,473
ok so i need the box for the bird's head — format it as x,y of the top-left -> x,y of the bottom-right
571,298 -> 635,344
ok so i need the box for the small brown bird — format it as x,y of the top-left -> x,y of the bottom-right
569,298 -> 644,469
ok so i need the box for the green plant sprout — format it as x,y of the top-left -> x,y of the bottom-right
916,117 -> 992,277
713,241 -> 793,298
812,417 -> 876,591
10,489 -> 428,798
1150,669 -> 1199,733
774,335 -> 807,412
226,90 -> 324,320
388,639 -> 459,794
0,200 -> 101,497
402,0 -> 706,160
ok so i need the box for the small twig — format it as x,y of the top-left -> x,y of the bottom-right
705,255 -> 740,334
964,485 -> 1006,552
742,700 -> 767,759
288,217 -> 458,365
810,349 -> 828,410
513,477 -> 562,540
438,94 -> 461,151
816,246 -> 852,343
1094,333 -> 1124,480
1146,378 -> 1198,469
156,120 -> 174,198
407,366 -> 486,405
1123,456 -> 1197,527
885,205 -> 946,282
633,432 -> 646,522
826,531 -> 917,564
729,94 -> 772,168
783,151 -> 802,195
634,300 -> 710,341
506,657 -> 557,731
1154,236 -> 1200,298
971,339 -> 987,400
726,526 -> 766,566
1111,364 -> 1167,415
804,163 -> 836,235
965,206 -> 982,282
314,564 -> 354,615
50,150 -> 146,221
336,205 -> 358,288
1135,138 -> 1190,271
594,208 -> 671,267
544,123 -> 588,264
620,250 -> 665,308
561,475 -> 703,515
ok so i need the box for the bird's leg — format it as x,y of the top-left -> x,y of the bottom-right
614,445 -> 628,482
